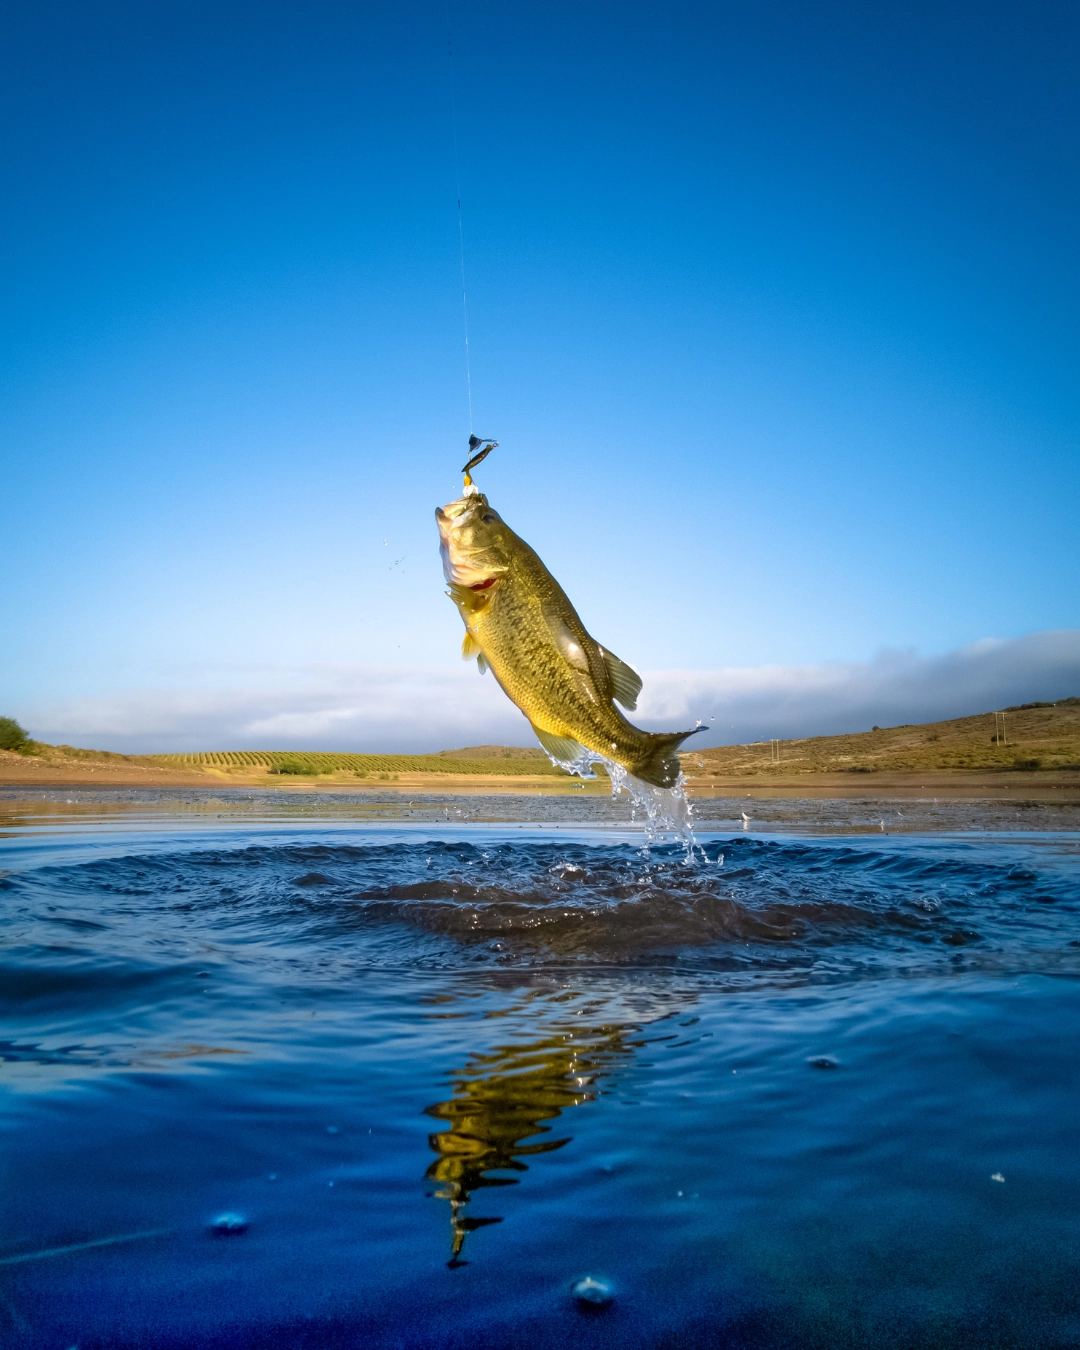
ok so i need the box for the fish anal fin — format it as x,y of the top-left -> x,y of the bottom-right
599,647 -> 643,711
477,653 -> 489,674
531,724 -> 585,765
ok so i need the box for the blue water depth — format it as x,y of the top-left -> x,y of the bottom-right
2,813 -> 1079,1348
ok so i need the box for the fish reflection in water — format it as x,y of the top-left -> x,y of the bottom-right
425,1020 -> 631,1265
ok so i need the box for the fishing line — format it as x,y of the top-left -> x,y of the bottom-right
445,0 -> 474,435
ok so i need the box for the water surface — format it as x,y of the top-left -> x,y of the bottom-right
2,795 -> 1079,1348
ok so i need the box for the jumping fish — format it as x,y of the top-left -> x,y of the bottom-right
436,478 -> 700,788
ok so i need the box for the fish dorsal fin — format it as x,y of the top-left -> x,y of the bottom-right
531,723 -> 585,765
599,647 -> 642,711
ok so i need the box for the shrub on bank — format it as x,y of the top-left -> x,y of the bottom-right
268,757 -> 320,776
0,717 -> 30,752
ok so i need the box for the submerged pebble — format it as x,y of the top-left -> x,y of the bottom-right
572,1276 -> 613,1307
209,1213 -> 249,1236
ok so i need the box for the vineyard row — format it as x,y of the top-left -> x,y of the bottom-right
156,751 -> 565,776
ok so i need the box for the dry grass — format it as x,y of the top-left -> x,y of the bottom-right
682,699 -> 1080,778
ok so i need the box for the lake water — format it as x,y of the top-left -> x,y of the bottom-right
2,790 -> 1079,1348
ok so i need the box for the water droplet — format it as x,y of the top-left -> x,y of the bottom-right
326,1125 -> 339,1134
991,1172 -> 1005,1182
210,1213 -> 248,1236
571,1276 -> 613,1307
809,1056 -> 839,1070
267,1173 -> 278,1181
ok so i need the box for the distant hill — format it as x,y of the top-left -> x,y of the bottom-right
0,742 -> 561,780
684,698 -> 1080,777
3,699 -> 1078,785
434,744 -> 547,760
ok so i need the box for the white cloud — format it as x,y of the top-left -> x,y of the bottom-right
637,629 -> 1080,742
21,665 -> 527,755
16,629 -> 1080,754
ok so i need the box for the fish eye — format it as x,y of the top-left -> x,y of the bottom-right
481,513 -> 496,523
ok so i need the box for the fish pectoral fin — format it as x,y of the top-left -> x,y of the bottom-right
599,647 -> 643,711
531,724 -> 586,764
447,583 -> 495,616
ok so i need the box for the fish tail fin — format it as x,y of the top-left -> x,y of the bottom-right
636,727 -> 705,789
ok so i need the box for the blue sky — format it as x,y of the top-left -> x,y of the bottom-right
2,0 -> 1078,750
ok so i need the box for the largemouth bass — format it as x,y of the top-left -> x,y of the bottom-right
436,488 -> 699,788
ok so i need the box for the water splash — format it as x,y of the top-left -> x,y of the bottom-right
541,748 -> 698,858
604,760 -> 698,858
